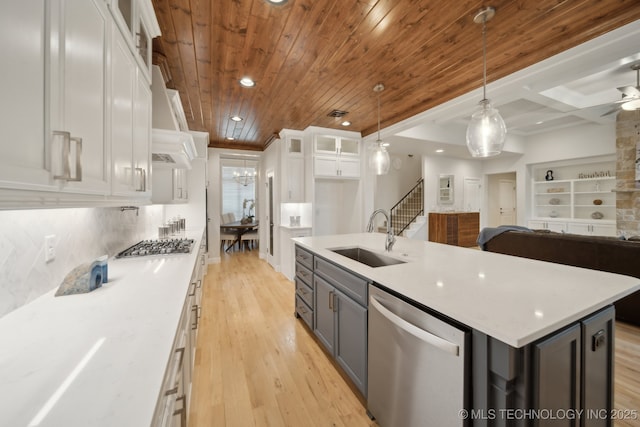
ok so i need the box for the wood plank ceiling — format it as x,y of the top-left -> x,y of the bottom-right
151,0 -> 640,151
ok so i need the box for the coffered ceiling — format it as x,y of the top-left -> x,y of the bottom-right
151,0 -> 640,152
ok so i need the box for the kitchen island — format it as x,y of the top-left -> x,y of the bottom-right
0,229 -> 206,427
293,233 -> 640,426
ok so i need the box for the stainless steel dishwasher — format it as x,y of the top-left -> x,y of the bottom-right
367,284 -> 469,427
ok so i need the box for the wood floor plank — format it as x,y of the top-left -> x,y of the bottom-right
189,250 -> 640,427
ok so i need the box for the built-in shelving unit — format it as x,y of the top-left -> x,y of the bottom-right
529,160 -> 616,236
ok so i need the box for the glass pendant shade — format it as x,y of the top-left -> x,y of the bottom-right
466,99 -> 506,157
370,142 -> 390,175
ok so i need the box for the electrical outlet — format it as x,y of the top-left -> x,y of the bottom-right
45,235 -> 56,263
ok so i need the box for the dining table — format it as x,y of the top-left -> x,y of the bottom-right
220,220 -> 259,252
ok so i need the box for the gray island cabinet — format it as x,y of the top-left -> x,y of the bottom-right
294,245 -> 368,396
292,233 -> 640,427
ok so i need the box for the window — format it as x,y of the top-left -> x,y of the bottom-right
221,159 -> 258,221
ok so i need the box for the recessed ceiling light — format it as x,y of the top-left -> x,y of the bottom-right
536,121 -> 544,125
226,136 -> 235,141
266,0 -> 288,4
341,121 -> 351,126
381,142 -> 390,147
231,115 -> 243,122
239,77 -> 255,87
436,149 -> 444,153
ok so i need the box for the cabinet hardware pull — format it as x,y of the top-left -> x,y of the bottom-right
188,282 -> 196,297
53,131 -> 83,182
135,167 -> 146,191
197,279 -> 202,289
192,305 -> 199,330
165,387 -> 178,396
173,395 -> 187,426
328,291 -> 333,310
175,346 -> 185,366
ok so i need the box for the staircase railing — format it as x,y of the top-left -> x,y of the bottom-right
390,178 -> 424,236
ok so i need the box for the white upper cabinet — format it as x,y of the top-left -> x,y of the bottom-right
110,25 -> 137,196
133,70 -> 152,196
313,134 -> 361,178
0,0 -> 159,208
53,0 -> 111,195
0,0 -> 111,195
0,2 -> 52,191
108,0 -> 157,82
281,131 -> 305,202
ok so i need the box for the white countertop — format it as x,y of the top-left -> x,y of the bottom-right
293,233 -> 640,348
0,229 -> 204,427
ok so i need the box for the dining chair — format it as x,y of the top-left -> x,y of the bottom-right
240,228 -> 259,251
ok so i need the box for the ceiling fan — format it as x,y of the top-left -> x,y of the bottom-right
602,63 -> 640,116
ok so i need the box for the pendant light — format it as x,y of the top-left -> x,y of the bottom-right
370,83 -> 391,175
466,7 -> 506,158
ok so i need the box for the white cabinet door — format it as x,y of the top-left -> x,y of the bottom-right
567,222 -> 591,236
133,70 -> 152,196
315,135 -> 339,155
0,2 -> 56,191
568,222 -> 616,237
338,157 -> 360,178
339,138 -> 359,156
285,156 -> 304,201
528,220 -> 567,232
52,0 -> 111,194
314,156 -> 338,177
546,221 -> 567,233
174,169 -> 189,201
110,25 -> 136,196
591,223 -> 616,237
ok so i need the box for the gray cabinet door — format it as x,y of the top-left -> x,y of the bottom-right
335,288 -> 367,396
313,276 -> 335,354
581,307 -> 614,427
533,323 -> 581,427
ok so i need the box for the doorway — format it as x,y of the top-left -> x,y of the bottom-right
266,170 -> 275,268
487,172 -> 517,227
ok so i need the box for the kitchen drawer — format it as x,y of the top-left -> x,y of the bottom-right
295,262 -> 313,286
295,277 -> 313,307
295,245 -> 314,270
295,295 -> 313,329
314,257 -> 368,307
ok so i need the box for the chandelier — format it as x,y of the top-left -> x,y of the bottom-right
233,161 -> 256,186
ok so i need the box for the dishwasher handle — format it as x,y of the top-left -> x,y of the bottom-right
370,296 -> 459,356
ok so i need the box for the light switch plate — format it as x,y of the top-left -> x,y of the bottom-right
45,235 -> 56,263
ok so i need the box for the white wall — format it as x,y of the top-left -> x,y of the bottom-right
482,122 -> 616,226
0,205 -> 164,318
422,155 -> 484,212
375,153 -> 422,211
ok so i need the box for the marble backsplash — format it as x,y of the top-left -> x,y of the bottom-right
0,205 -> 164,318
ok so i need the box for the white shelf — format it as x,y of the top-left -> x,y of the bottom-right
531,161 -> 616,236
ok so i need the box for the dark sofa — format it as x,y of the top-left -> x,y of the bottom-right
481,229 -> 640,326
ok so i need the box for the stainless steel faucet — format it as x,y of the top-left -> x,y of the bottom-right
366,209 -> 396,252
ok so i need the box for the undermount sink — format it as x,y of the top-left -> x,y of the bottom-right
330,247 -> 406,268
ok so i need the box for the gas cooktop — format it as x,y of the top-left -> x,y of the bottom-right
115,238 -> 195,258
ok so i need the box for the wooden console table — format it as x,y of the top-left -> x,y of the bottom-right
428,212 -> 479,247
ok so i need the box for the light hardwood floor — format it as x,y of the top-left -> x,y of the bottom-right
189,250 -> 640,427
